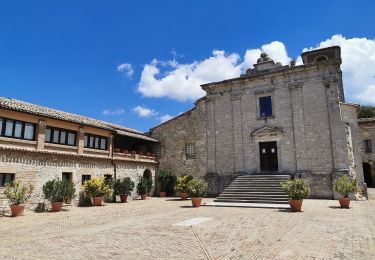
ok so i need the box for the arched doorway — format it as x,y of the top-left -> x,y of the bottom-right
143,169 -> 152,181
143,169 -> 153,196
363,162 -> 374,188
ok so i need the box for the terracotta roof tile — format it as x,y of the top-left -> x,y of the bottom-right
0,97 -> 159,142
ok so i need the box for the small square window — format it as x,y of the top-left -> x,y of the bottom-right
81,175 -> 91,185
62,172 -> 72,182
186,143 -> 196,159
0,173 -> 15,187
364,140 -> 372,153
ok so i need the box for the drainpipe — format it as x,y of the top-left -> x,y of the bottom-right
111,133 -> 117,203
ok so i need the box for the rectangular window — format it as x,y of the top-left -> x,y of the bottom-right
45,126 -> 76,146
84,135 -> 88,147
62,172 -> 72,182
186,143 -> 196,159
5,120 -> 14,137
81,175 -> 91,185
67,132 -> 75,145
0,173 -> 15,187
84,134 -> 107,150
45,128 -> 51,142
259,96 -> 273,117
0,117 -> 35,140
24,123 -> 35,140
14,121 -> 23,138
364,140 -> 373,153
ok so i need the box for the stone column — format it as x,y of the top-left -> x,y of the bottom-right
231,90 -> 244,172
36,119 -> 46,151
324,78 -> 349,170
78,127 -> 85,154
289,82 -> 307,172
109,134 -> 114,157
206,95 -> 216,173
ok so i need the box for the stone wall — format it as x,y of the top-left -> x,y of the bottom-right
359,119 -> 375,188
150,98 -> 207,180
0,149 -> 156,211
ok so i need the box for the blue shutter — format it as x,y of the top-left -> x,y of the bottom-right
266,96 -> 272,116
259,97 -> 266,117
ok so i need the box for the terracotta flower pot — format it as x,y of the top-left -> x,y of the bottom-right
92,196 -> 103,206
289,199 -> 303,212
120,195 -> 128,203
140,194 -> 147,200
10,204 -> 25,217
339,197 -> 350,208
191,197 -> 202,207
180,192 -> 188,200
51,202 -> 63,212
159,191 -> 166,197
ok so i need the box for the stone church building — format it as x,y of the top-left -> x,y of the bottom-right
150,46 -> 366,199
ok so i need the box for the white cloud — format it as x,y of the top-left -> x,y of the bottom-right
137,36 -> 375,105
133,106 -> 158,118
160,114 -> 174,123
102,109 -> 125,115
303,34 -> 375,105
137,43 -> 291,102
117,63 -> 134,77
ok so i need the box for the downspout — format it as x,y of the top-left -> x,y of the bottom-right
111,133 -> 117,203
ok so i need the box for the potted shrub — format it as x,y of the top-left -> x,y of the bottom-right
187,178 -> 208,207
4,181 -> 33,217
281,178 -> 310,212
137,176 -> 149,200
335,175 -> 357,208
158,170 -> 172,197
175,174 -> 193,200
83,177 -> 111,206
42,178 -> 76,212
115,177 -> 135,203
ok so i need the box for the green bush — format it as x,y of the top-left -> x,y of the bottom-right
83,177 -> 111,197
43,178 -> 76,202
187,178 -> 208,198
115,177 -> 135,196
335,175 -> 357,198
281,178 -> 310,200
4,181 -> 34,205
136,176 -> 149,195
175,174 -> 193,193
158,170 -> 175,192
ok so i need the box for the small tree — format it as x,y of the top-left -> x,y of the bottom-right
281,178 -> 310,200
136,176 -> 149,195
4,181 -> 34,205
115,177 -> 135,196
335,175 -> 357,198
83,177 -> 111,198
158,170 -> 172,192
43,178 -> 76,203
187,178 -> 208,198
175,174 -> 193,193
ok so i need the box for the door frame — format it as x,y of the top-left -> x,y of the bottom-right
254,138 -> 282,173
259,141 -> 278,172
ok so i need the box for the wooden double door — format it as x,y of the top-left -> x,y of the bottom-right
259,141 -> 278,172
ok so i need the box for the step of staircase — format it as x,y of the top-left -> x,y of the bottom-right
214,174 -> 289,205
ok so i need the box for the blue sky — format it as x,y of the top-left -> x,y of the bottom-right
1,1 -> 374,132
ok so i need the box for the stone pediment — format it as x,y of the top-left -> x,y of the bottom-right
251,126 -> 283,138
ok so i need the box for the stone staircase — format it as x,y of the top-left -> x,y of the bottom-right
214,175 -> 289,204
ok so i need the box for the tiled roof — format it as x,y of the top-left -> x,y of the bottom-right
358,118 -> 375,123
0,97 -> 158,142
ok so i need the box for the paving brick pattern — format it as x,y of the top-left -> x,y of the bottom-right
1,190 -> 375,260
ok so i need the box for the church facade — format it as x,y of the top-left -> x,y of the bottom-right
150,46 -> 365,199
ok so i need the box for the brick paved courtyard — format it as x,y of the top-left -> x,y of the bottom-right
1,190 -> 375,260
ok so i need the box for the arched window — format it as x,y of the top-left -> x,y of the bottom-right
315,55 -> 328,62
